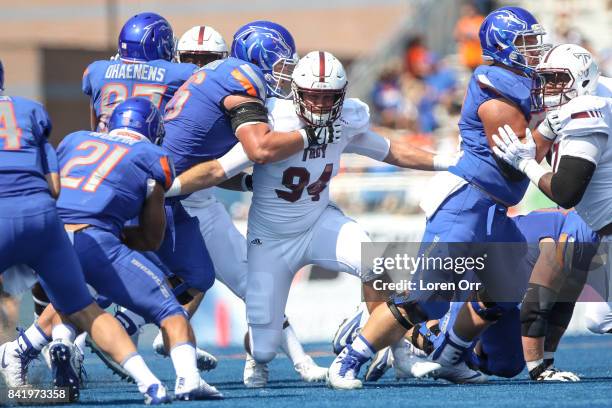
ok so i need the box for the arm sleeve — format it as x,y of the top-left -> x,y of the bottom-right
550,156 -> 596,209
343,130 -> 391,161
217,142 -> 254,178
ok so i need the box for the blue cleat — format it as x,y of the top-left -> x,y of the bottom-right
144,383 -> 171,405
49,339 -> 81,402
364,346 -> 392,382
332,306 -> 367,355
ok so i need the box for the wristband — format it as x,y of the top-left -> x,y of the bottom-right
433,154 -> 458,171
520,159 -> 548,185
165,178 -> 182,197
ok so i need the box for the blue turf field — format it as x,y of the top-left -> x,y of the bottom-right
7,335 -> 612,407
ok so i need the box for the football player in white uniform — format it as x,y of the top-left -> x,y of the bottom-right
168,50 -> 457,381
492,44 -> 612,334
202,51 -> 456,368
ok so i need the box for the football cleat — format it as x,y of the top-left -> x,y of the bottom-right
410,332 -> 487,384
364,346 -> 392,382
152,332 -> 218,371
332,305 -> 367,355
243,353 -> 269,388
294,355 -> 327,382
175,377 -> 223,400
391,340 -> 422,380
535,366 -> 580,382
85,337 -> 134,383
49,339 -> 81,402
327,346 -> 368,390
143,383 -> 171,405
0,330 -> 40,388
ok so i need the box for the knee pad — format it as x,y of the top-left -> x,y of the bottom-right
520,283 -> 557,337
547,301 -> 576,330
249,326 -> 281,364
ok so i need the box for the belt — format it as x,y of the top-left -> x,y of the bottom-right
597,222 -> 612,237
64,223 -> 91,233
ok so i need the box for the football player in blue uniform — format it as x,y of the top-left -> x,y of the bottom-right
83,12 -> 196,132
0,64 -> 165,404
406,210 -> 596,382
55,97 -> 222,401
328,7 -> 555,388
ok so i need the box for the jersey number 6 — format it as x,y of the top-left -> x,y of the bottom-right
275,164 -> 333,203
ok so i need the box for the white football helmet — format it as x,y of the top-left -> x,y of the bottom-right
291,51 -> 347,127
176,25 -> 228,67
534,43 -> 600,110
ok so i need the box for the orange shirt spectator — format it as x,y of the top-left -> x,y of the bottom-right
454,4 -> 484,70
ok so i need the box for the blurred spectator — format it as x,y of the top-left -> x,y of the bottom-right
454,2 -> 484,71
371,64 -> 417,130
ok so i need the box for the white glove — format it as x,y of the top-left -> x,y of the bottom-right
299,122 -> 343,148
536,109 -> 562,141
492,124 -> 536,172
110,53 -> 120,61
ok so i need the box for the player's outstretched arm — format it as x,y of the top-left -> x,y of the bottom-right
122,182 -> 166,251
166,142 -> 253,197
41,139 -> 61,198
225,95 -> 336,164
344,130 -> 458,171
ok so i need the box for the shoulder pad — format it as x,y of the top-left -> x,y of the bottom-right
557,95 -> 611,138
595,76 -> 612,98
474,65 -> 531,108
267,98 -> 303,131
223,59 -> 267,102
338,98 -> 370,136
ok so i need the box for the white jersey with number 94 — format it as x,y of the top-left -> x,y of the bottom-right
247,97 -> 372,238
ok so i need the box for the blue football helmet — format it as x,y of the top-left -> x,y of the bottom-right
479,7 -> 551,75
108,97 -> 165,144
230,20 -> 298,98
0,60 -> 4,91
118,12 -> 175,63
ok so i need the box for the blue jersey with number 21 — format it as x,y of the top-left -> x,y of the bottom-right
56,130 -> 174,235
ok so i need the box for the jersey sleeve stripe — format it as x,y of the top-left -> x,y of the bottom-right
160,156 -> 173,189
238,64 -> 266,99
231,69 -> 258,97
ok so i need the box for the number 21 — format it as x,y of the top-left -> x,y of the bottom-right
60,140 -> 128,192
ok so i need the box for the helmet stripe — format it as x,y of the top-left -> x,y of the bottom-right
319,51 -> 325,82
198,26 -> 206,46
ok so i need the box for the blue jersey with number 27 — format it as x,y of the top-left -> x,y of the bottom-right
56,130 -> 174,235
83,59 -> 196,131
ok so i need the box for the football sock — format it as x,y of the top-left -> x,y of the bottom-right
170,343 -> 200,387
280,321 -> 309,365
122,353 -> 161,393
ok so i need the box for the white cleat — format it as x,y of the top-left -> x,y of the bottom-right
0,338 -> 40,388
536,367 -> 580,382
152,332 -> 217,372
243,353 -> 269,388
391,340 -> 422,379
364,347 -> 393,382
411,360 -> 487,384
327,347 -> 367,390
175,377 -> 223,400
294,355 -> 327,382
